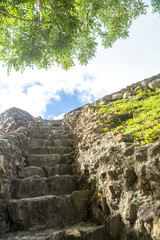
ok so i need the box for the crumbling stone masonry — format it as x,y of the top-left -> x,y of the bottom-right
0,74 -> 160,240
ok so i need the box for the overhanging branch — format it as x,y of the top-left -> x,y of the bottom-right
0,8 -> 50,25
38,0 -> 44,21
49,0 -> 56,7
81,0 -> 95,30
104,0 -> 120,20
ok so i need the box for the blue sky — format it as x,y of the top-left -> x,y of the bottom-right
0,3 -> 160,119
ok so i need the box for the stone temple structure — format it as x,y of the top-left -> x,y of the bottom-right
0,74 -> 160,240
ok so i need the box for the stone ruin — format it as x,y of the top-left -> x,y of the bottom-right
0,74 -> 160,240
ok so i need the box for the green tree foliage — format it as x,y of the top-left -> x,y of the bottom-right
151,0 -> 160,14
0,0 -> 157,72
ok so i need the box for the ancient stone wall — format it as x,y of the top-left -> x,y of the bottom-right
63,73 -> 160,240
0,108 -> 36,234
99,73 -> 160,104
1,74 -> 160,239
0,107 -> 36,136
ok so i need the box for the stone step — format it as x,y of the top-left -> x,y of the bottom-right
0,224 -> 108,240
18,164 -> 72,178
37,120 -> 62,127
44,164 -> 72,177
26,154 -> 74,167
31,128 -> 69,139
37,133 -> 73,140
26,146 -> 73,155
11,175 -> 79,199
8,190 -> 92,231
29,139 -> 73,148
18,166 -> 45,178
45,129 -> 71,136
53,139 -> 73,147
29,139 -> 53,147
33,127 -> 64,135
48,224 -> 108,240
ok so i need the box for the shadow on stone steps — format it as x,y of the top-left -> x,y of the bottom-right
0,224 -> 108,240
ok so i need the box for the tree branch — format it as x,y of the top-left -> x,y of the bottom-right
38,0 -> 44,21
48,0 -> 56,13
49,0 -> 56,7
81,0 -> 95,30
0,7 -> 50,25
103,0 -> 120,20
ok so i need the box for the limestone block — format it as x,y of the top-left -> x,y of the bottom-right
112,93 -> 123,100
11,176 -> 49,199
18,166 -> 45,178
46,164 -> 72,176
109,213 -> 122,240
123,90 -> 131,99
8,195 -> 77,230
141,81 -> 148,91
71,190 -> 91,209
148,142 -> 160,158
134,146 -> 148,162
103,95 -> 112,101
100,100 -> 107,105
132,85 -> 142,95
124,144 -> 136,156
11,175 -> 79,198
148,78 -> 160,89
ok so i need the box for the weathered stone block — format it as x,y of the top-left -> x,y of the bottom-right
132,85 -> 142,95
148,78 -> 160,89
46,164 -> 72,176
109,213 -> 122,240
27,146 -> 73,155
148,142 -> 160,158
123,90 -> 131,99
141,81 -> 148,91
134,146 -> 148,162
112,93 -> 123,100
11,175 -> 79,198
8,192 -> 90,231
18,166 -> 45,178
124,144 -> 136,156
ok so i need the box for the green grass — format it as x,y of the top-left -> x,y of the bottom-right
97,89 -> 160,144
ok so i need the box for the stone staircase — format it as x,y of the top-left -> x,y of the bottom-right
1,120 -> 107,239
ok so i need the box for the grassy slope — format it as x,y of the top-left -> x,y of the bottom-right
97,89 -> 160,144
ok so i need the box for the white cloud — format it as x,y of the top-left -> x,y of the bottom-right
48,113 -> 65,120
0,78 -> 61,117
0,8 -> 160,118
